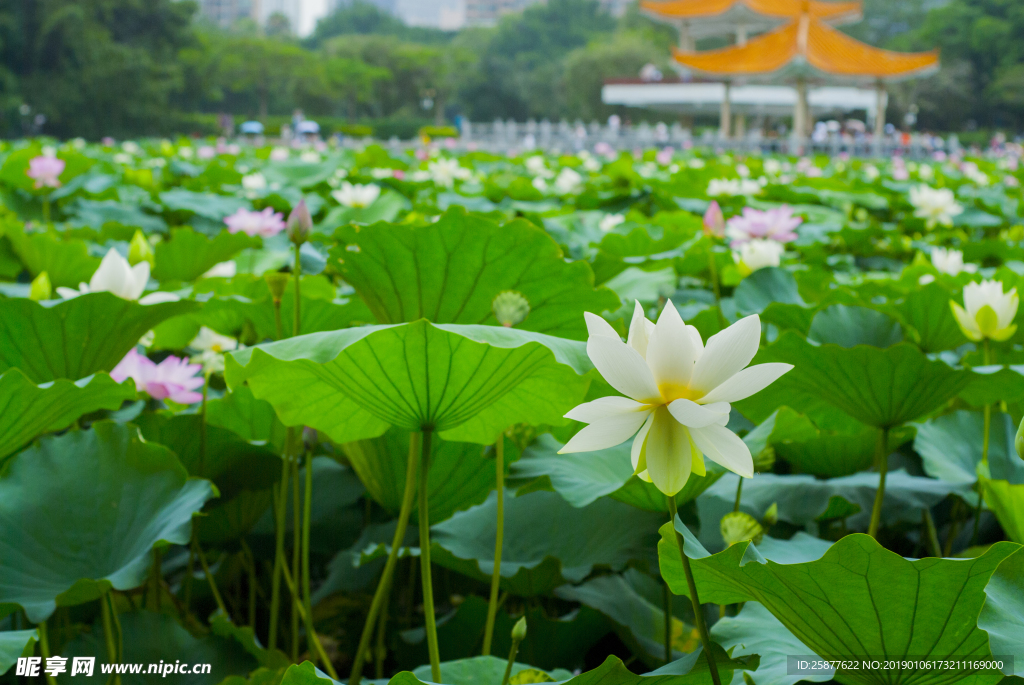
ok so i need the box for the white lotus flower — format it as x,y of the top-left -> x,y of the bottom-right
56,248 -> 173,303
427,158 -> 471,188
202,261 -> 237,279
553,167 -> 584,195
242,172 -> 267,191
910,185 -> 963,228
525,156 -> 553,179
190,326 -> 240,374
931,247 -> 976,276
951,280 -> 1019,342
559,302 -> 792,495
707,178 -> 761,197
599,213 -> 626,232
733,239 -> 784,275
332,182 -> 381,208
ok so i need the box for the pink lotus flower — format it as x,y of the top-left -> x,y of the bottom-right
725,206 -> 802,247
224,207 -> 286,238
197,146 -> 216,160
656,147 -> 674,165
111,349 -> 204,404
703,201 -> 726,238
26,156 -> 65,189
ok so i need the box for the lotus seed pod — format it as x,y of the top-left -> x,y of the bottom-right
128,229 -> 155,266
720,511 -> 764,547
265,272 -> 289,303
29,271 -> 52,301
511,616 -> 527,642
493,291 -> 530,327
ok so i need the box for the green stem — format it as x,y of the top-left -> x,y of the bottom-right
241,540 -> 258,628
662,581 -> 672,664
183,534 -> 195,618
867,427 -> 889,539
291,454 -> 301,661
194,538 -> 228,615
374,578 -> 392,679
42,196 -> 51,224
348,433 -> 422,685
500,633 -> 524,685
302,448 -> 315,652
100,592 -> 122,685
666,497 -> 721,685
706,247 -> 726,328
922,508 -> 942,558
944,498 -> 964,557
973,339 -> 993,546
482,435 -> 505,656
273,298 -> 284,341
293,246 -> 302,338
149,548 -> 162,611
37,620 -> 58,685
419,430 -> 442,684
280,561 -> 339,679
732,477 -> 743,513
269,428 -> 294,650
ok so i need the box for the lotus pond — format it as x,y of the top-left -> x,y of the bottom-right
0,138 -> 1023,685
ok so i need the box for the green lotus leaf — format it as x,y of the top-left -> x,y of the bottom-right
0,293 -> 198,383
158,188 -> 248,221
2,223 -> 100,288
981,478 -> 1024,544
261,160 -> 338,189
733,267 -> 815,333
736,332 -> 970,429
319,190 -> 410,231
0,630 -> 38,676
65,198 -> 168,235
225,321 -> 591,445
511,434 -> 722,511
977,547 -> 1024,676
152,227 -> 259,283
914,410 -> 1024,486
658,527 -> 1021,685
807,305 -> 903,348
430,490 -> 663,596
554,569 -> 699,666
397,595 -> 608,672
328,207 -> 619,340
205,384 -> 286,446
0,369 -> 135,460
890,282 -> 968,353
959,366 -> 1024,407
0,422 -> 215,622
196,488 -> 276,546
209,611 -> 290,670
55,611 -> 258,685
711,601 -> 834,685
341,428 -> 514,524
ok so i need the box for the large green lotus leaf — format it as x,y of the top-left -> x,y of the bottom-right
1,224 -> 100,288
914,410 -> 1024,486
732,267 -> 815,334
959,366 -> 1024,407
153,227 -> 259,283
977,548 -> 1024,676
736,332 -> 970,429
0,630 -> 37,676
328,207 -> 620,340
205,384 -> 286,446
554,569 -> 700,666
0,369 -> 135,460
196,488 -> 275,546
658,527 -> 1020,685
225,321 -> 591,445
0,422 -> 215,622
0,293 -> 198,383
807,305 -> 903,348
314,521 -> 412,601
397,595 -> 608,672
341,428 -> 513,524
430,490 -> 664,596
890,282 -> 968,353
981,478 -> 1024,544
318,189 -> 410,231
159,189 -> 248,221
697,472 -> 973,548
66,198 -> 168,235
55,611 -> 257,685
711,601 -> 834,685
511,434 -> 722,511
261,160 -> 337,189
132,413 -> 280,502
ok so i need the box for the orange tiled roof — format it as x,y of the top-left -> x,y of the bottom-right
641,0 -> 862,23
672,16 -> 939,81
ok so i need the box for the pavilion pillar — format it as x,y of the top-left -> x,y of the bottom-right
736,25 -> 748,46
792,80 -> 808,146
677,21 -> 694,51
874,81 -> 887,154
734,113 -> 747,141
720,82 -> 732,141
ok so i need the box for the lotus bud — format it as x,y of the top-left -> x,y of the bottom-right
265,272 -> 289,304
761,502 -> 778,527
29,271 -> 52,301
703,201 -> 725,238
128,229 -> 155,267
287,199 -> 312,246
720,511 -> 764,547
1016,416 -> 1024,462
511,617 -> 527,642
493,291 -> 530,327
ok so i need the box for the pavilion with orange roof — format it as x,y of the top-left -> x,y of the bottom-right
670,2 -> 939,144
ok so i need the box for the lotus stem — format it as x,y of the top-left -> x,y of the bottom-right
482,435 -> 505,656
42,196 -> 51,225
662,581 -> 672,664
37,620 -> 58,685
273,298 -> 284,341
419,429 -> 442,683
149,548 -> 162,611
293,245 -> 302,337
922,509 -> 942,558
268,428 -> 295,650
732,477 -> 743,513
291,454 -> 301,661
241,539 -> 258,628
374,577 -> 392,679
867,427 -> 889,539
302,448 -> 315,646
349,433 -> 422,685
100,592 -> 122,685
706,248 -> 726,328
280,560 -> 338,679
500,619 -> 526,685
183,533 -> 195,617
193,537 -> 227,615
972,339 -> 993,545
666,496 -> 721,685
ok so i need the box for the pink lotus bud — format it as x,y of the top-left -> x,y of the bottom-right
703,201 -> 726,238
287,199 -> 312,245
